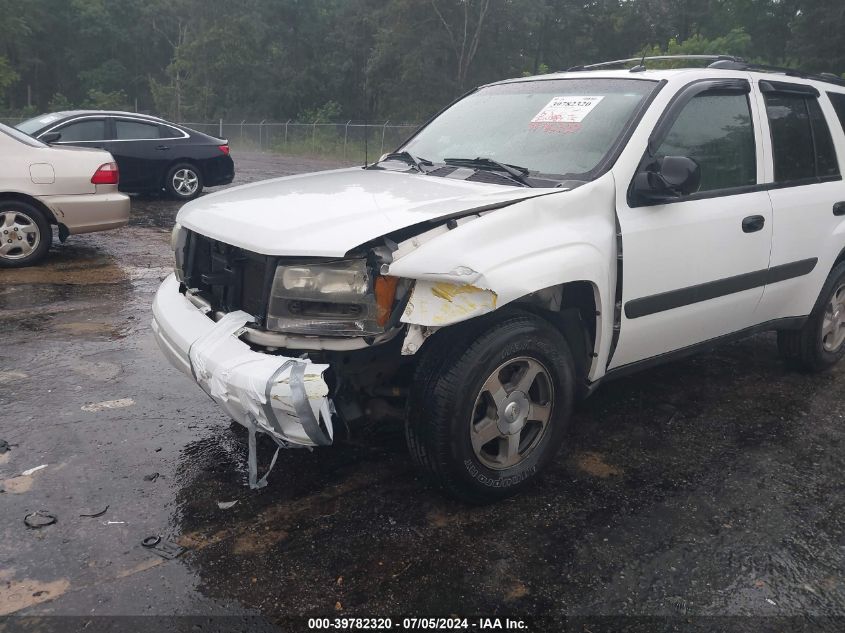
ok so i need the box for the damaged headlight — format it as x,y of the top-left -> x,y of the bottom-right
171,223 -> 188,283
266,259 -> 399,336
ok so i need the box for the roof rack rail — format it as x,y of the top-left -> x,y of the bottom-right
709,59 -> 845,88
565,55 -> 845,89
567,55 -> 743,72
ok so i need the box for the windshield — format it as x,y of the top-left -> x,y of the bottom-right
0,122 -> 47,147
402,78 -> 658,180
16,112 -> 66,135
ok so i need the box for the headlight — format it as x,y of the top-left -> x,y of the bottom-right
266,259 -> 398,336
171,223 -> 187,282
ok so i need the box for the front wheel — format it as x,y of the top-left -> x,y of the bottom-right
0,202 -> 51,268
165,163 -> 203,200
778,261 -> 845,371
406,311 -> 575,503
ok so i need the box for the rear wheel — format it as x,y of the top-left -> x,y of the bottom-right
165,163 -> 203,200
406,311 -> 575,503
0,202 -> 51,268
778,262 -> 845,371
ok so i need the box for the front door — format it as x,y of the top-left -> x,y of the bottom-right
609,78 -> 773,369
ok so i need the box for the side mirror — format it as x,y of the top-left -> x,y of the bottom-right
632,155 -> 701,203
40,132 -> 61,143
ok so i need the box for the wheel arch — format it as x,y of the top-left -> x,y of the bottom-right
0,191 -> 59,225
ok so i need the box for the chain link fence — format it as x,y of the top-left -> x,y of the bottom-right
1,115 -> 419,162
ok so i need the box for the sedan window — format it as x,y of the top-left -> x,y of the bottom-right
115,120 -> 160,140
56,119 -> 106,142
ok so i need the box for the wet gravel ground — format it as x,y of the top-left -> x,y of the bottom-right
1,151 -> 844,632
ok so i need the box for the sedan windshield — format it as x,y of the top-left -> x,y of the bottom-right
402,78 -> 658,181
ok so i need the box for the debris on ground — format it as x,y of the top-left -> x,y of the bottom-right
143,472 -> 160,482
81,398 -> 135,413
21,465 -> 47,476
79,505 -> 110,518
142,535 -> 186,560
24,511 -> 57,529
217,501 -> 238,510
0,440 -> 11,454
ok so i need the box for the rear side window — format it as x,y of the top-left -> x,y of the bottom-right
56,119 -> 105,142
654,92 -> 757,192
115,119 -> 160,140
765,93 -> 839,183
827,92 -> 845,133
159,124 -> 183,138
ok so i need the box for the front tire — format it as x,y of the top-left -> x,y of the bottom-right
165,163 -> 203,200
0,201 -> 51,268
778,261 -> 845,371
406,311 -> 576,503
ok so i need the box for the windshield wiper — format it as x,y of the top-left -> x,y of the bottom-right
377,151 -> 433,172
443,157 -> 532,187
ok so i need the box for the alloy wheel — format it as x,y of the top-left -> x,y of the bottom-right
470,356 -> 554,470
0,210 -> 41,261
822,283 -> 845,353
172,168 -> 199,196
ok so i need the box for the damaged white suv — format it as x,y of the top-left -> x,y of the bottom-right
153,57 -> 845,502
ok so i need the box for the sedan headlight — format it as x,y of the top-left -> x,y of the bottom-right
266,259 -> 398,336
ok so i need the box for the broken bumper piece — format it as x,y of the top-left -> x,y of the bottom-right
151,274 -> 334,449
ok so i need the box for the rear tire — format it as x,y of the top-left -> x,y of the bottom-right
778,261 -> 845,372
406,310 -> 575,503
0,201 -> 51,268
165,163 -> 203,200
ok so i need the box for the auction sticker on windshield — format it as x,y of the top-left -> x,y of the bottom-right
531,95 -> 604,123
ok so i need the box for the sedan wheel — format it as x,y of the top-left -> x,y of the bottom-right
0,210 -> 40,260
172,168 -> 199,197
0,203 -> 51,268
165,163 -> 204,200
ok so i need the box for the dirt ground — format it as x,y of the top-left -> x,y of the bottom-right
1,151 -> 844,632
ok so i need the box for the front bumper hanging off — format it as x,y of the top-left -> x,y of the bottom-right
151,274 -> 335,452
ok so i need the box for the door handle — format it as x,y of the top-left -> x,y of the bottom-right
834,201 -> 845,216
742,215 -> 765,233
155,145 -> 170,151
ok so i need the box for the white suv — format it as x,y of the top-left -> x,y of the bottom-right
152,57 -> 845,502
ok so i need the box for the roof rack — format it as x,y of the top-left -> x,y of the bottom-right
565,54 -> 845,89
708,59 -> 845,88
567,55 -> 743,72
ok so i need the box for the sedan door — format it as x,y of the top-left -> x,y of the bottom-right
609,78 -> 774,370
106,118 -> 173,191
48,117 -> 109,150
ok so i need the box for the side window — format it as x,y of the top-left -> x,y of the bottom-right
115,119 -> 160,140
829,92 -> 845,132
159,124 -> 183,138
765,93 -> 839,183
655,92 -> 757,192
55,119 -> 105,142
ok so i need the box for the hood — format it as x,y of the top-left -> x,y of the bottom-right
176,167 -> 564,257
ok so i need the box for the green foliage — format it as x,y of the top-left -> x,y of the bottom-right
297,101 -> 343,123
47,92 -> 73,111
0,0 -> 843,121
0,55 -> 18,103
84,88 -> 128,110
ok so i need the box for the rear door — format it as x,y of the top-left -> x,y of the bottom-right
610,78 -> 774,369
753,81 -> 845,324
106,117 -> 172,190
